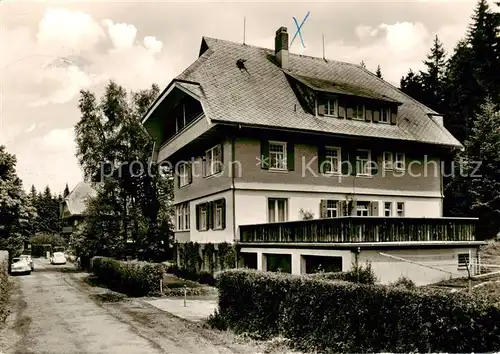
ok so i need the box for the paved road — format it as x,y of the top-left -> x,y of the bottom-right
0,258 -> 264,354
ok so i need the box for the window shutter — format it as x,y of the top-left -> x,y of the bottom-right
260,140 -> 269,169
371,153 -> 378,176
339,200 -> 346,216
318,146 -> 326,174
390,111 -> 397,125
216,144 -> 223,173
373,110 -> 380,122
365,108 -> 373,122
346,107 -> 353,119
341,149 -> 350,175
195,205 -> 200,230
350,151 -> 357,176
351,200 -> 357,216
188,163 -> 193,184
287,142 -> 295,171
203,152 -> 209,176
338,105 -> 346,118
320,200 -> 327,218
370,201 -> 379,216
177,168 -> 181,188
318,103 -> 325,116
221,198 -> 226,229
207,202 -> 214,230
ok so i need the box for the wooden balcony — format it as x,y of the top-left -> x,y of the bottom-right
239,217 -> 477,244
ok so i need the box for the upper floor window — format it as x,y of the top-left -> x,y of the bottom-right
204,144 -> 223,177
325,146 -> 341,174
383,152 -> 393,170
356,201 -> 370,216
396,202 -> 405,217
380,107 -> 391,123
318,98 -> 338,117
356,149 -> 372,176
178,162 -> 191,188
384,202 -> 392,217
395,153 -> 405,171
327,200 -> 339,218
268,198 -> 287,223
269,141 -> 287,170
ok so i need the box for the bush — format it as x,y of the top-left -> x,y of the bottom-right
307,262 -> 377,285
213,269 -> 500,353
197,270 -> 216,286
91,257 -> 164,297
0,253 -> 12,325
391,275 -> 417,290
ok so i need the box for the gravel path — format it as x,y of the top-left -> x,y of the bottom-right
0,258 -> 276,354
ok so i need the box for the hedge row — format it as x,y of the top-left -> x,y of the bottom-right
212,269 -> 500,353
91,257 -> 164,297
306,262 -> 377,285
0,253 -> 12,324
165,264 -> 216,286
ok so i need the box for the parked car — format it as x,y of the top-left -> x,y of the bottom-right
50,252 -> 67,265
19,255 -> 34,271
10,257 -> 32,275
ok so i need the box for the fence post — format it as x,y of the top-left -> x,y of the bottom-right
159,279 -> 163,294
183,285 -> 187,307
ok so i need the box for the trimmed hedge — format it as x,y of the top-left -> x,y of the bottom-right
91,257 -> 164,297
212,269 -> 500,353
306,262 -> 377,285
0,253 -> 12,324
165,264 -> 216,286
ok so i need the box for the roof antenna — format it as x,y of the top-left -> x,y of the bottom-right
243,16 -> 246,45
322,33 -> 326,60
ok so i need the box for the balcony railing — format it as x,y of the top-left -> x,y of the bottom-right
239,217 -> 477,243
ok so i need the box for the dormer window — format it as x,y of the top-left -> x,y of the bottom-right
318,98 -> 338,117
351,104 -> 365,120
380,107 -> 391,123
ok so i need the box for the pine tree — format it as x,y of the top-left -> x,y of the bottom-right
464,99 -> 500,238
421,35 -> 447,112
63,183 -> 70,198
375,65 -> 382,79
400,69 -> 426,103
29,185 -> 37,200
360,60 -> 366,68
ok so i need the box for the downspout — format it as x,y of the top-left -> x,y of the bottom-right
231,135 -> 237,268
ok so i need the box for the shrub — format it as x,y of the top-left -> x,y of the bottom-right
213,269 -> 500,353
91,257 -> 164,297
307,262 -> 377,285
197,270 -> 216,286
0,253 -> 12,325
391,275 -> 417,290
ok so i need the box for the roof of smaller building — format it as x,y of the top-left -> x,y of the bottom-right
63,182 -> 97,216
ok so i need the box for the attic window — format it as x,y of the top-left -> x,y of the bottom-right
317,98 -> 338,117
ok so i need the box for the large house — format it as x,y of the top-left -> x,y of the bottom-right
142,27 -> 485,285
60,182 -> 96,235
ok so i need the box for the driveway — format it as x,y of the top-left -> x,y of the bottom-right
0,258 -> 270,354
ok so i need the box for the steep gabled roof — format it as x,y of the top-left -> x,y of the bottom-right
63,182 -> 97,216
168,37 -> 462,148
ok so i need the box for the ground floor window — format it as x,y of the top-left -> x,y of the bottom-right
384,202 -> 392,217
175,203 -> 190,231
303,255 -> 342,274
458,253 -> 470,270
240,253 -> 258,269
266,254 -> 291,273
396,202 -> 405,216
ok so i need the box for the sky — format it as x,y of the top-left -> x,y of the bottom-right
0,0 -> 485,194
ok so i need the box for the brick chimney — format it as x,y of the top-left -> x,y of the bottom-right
275,27 -> 289,70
